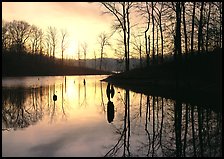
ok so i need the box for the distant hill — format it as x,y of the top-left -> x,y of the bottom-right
63,57 -> 144,73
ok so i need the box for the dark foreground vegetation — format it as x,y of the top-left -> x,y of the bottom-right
103,48 -> 222,112
2,52 -> 111,76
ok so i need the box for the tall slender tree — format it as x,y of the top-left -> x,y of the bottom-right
48,26 -> 57,59
152,2 -> 155,64
101,2 -> 133,71
191,2 -> 196,53
182,2 -> 188,54
198,2 -> 204,54
205,2 -> 211,53
98,32 -> 111,70
60,29 -> 68,64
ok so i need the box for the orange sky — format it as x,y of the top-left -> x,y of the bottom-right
2,2 -> 116,59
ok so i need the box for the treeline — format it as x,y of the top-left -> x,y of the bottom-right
101,2 -> 222,70
2,20 -> 69,60
1,19 -> 113,76
2,52 -> 111,76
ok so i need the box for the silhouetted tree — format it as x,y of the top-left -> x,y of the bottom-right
7,20 -> 32,53
30,25 -> 43,54
2,20 -> 10,52
60,29 -> 68,64
81,41 -> 88,67
98,32 -> 111,70
93,50 -> 97,69
77,42 -> 81,67
191,2 -> 196,53
133,2 -> 151,66
154,2 -> 164,63
131,31 -> 144,68
101,2 -> 134,71
205,2 -> 211,53
152,2 -> 155,64
182,2 -> 188,54
48,26 -> 57,59
174,2 -> 182,57
198,2 -> 204,54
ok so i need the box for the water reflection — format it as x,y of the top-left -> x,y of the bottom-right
107,101 -> 114,123
2,76 -> 222,157
104,87 -> 222,157
106,83 -> 115,123
2,86 -> 45,130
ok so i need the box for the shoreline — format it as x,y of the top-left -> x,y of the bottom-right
102,74 -> 221,113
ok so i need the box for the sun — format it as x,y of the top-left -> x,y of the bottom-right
65,38 -> 78,60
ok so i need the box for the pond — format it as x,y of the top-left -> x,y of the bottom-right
2,75 -> 222,157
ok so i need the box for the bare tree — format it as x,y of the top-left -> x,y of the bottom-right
134,2 -> 151,66
144,2 -> 150,66
98,31 -> 111,70
2,20 -> 10,51
60,29 -> 68,64
198,2 -> 204,54
48,26 -> 57,59
81,41 -> 88,67
154,2 -> 164,63
191,2 -> 196,53
218,2 -> 222,48
173,2 -> 182,59
93,50 -> 97,69
131,31 -> 144,68
76,42 -> 81,67
205,2 -> 211,53
7,20 -> 32,53
30,25 -> 43,54
152,2 -> 155,64
101,2 -> 134,71
45,34 -> 51,57
182,2 -> 188,55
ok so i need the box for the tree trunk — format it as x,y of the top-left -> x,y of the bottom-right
148,35 -> 150,65
123,3 -> 128,71
182,2 -> 188,54
198,2 -> 204,54
159,11 -> 164,63
152,2 -> 155,64
145,2 -> 150,67
176,2 -> 181,56
175,2 -> 181,88
191,2 -> 196,53
156,24 -> 159,64
219,3 -> 222,48
127,2 -> 130,71
206,3 -> 211,53
62,50 -> 64,64
139,44 -> 142,68
100,47 -> 103,70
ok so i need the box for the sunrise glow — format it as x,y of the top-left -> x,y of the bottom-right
2,2 -> 114,59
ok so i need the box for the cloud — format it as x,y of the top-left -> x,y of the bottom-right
28,121 -> 114,157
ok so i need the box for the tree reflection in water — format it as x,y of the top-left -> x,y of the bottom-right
2,83 -> 69,130
104,87 -> 222,157
2,87 -> 44,130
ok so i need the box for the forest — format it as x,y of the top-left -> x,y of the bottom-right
2,2 -> 222,76
100,2 -> 222,112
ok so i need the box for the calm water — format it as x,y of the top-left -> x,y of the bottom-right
2,75 -> 222,157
